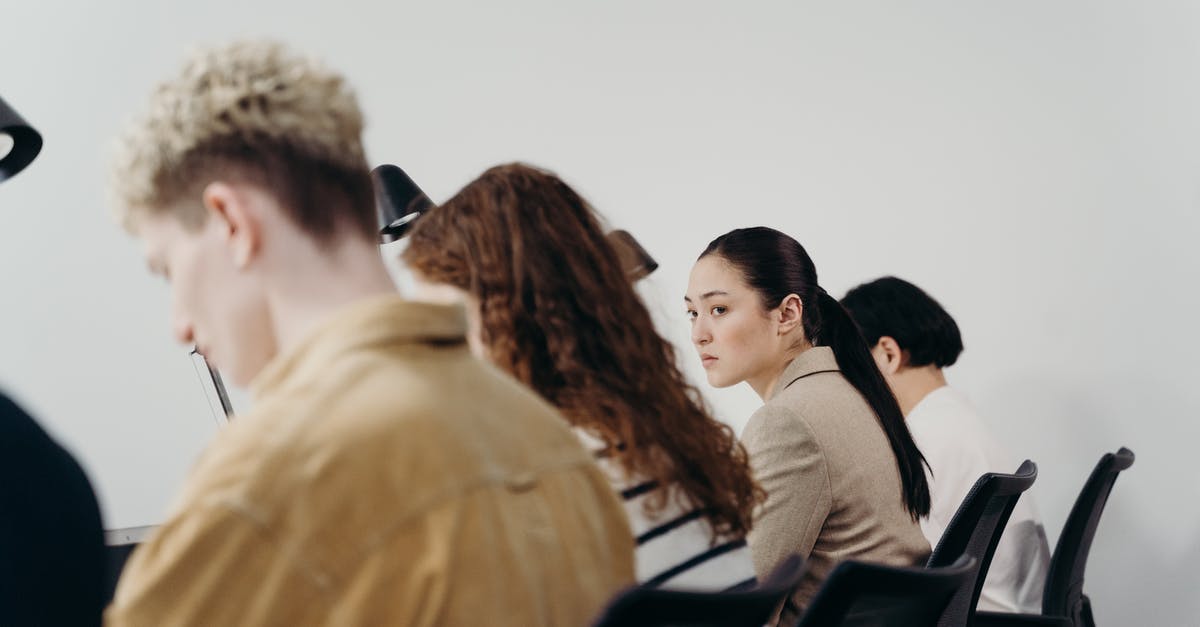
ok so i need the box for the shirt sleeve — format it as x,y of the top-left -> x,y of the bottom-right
741,404 -> 832,579
104,503 -> 328,627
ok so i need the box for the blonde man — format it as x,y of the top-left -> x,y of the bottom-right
106,41 -> 633,626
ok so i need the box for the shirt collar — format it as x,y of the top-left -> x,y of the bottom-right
766,345 -> 841,402
250,295 -> 467,399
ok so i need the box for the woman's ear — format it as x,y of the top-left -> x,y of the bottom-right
777,293 -> 804,335
202,181 -> 262,269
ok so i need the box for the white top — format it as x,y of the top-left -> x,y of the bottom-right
576,429 -> 757,591
907,386 -> 1051,613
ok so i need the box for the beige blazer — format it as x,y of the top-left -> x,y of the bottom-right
742,346 -> 930,624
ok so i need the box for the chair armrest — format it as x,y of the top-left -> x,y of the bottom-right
974,610 -> 1072,627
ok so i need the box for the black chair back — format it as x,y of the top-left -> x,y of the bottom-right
590,554 -> 805,626
797,555 -> 976,627
1041,447 -> 1134,626
927,460 -> 1038,627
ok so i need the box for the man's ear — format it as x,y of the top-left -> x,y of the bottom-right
202,182 -> 261,269
875,336 -> 907,375
777,293 -> 804,335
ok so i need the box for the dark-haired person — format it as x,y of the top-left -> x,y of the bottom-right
104,43 -> 633,626
685,227 -> 931,624
841,276 -> 1050,613
403,163 -> 764,591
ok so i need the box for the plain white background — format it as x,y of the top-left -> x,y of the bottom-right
1,1 -> 1197,622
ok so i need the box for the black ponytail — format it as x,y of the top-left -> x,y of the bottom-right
701,227 -> 931,520
812,290 -> 931,520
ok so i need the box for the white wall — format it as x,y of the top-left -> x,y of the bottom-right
2,1 -> 1196,622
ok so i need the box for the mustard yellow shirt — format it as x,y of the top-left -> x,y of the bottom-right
106,296 -> 635,626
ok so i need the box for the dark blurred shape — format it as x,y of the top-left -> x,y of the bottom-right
607,229 -> 659,281
372,164 -> 434,243
0,394 -> 105,626
0,95 -> 43,184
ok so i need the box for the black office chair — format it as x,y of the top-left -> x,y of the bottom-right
796,555 -> 976,627
974,448 -> 1134,627
590,554 -> 805,626
927,460 -> 1039,627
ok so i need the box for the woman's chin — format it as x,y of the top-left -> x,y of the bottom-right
704,370 -> 737,389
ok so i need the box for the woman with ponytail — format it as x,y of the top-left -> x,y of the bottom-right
685,227 -> 931,624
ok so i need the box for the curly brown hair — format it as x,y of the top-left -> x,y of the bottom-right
403,163 -> 763,540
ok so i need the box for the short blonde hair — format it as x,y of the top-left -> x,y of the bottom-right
111,40 -> 376,241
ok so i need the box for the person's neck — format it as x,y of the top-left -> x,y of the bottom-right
266,236 -> 398,355
749,340 -> 813,401
892,365 -> 948,416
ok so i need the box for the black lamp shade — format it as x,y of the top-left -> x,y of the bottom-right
607,229 -> 659,281
0,95 -> 42,183
372,164 -> 434,243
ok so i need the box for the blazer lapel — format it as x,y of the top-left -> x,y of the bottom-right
767,346 -> 841,402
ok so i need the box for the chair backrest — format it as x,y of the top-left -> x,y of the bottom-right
590,554 -> 805,627
1042,447 -> 1134,622
927,459 -> 1038,627
796,555 -> 976,627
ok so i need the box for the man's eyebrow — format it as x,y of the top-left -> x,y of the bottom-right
683,290 -> 729,303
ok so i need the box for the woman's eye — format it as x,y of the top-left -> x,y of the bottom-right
686,310 -> 697,320
711,306 -> 727,316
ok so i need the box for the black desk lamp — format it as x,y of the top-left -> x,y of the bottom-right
369,163 -> 658,283
607,229 -> 659,281
0,95 -> 42,183
372,164 -> 434,244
